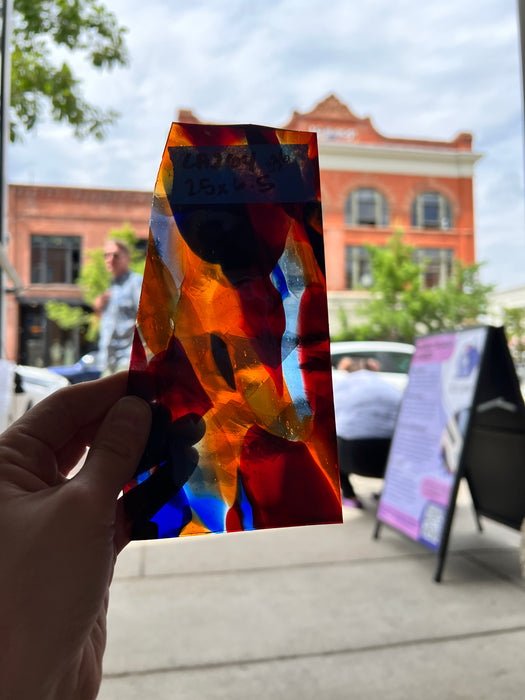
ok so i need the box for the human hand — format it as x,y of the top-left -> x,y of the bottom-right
93,290 -> 111,314
0,373 -> 151,700
123,405 -> 206,540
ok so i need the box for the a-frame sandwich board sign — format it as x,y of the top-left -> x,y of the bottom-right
374,325 -> 525,582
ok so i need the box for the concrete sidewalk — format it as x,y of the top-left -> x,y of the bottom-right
99,478 -> 525,700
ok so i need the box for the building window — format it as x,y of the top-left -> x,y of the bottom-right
414,248 -> 454,288
411,192 -> 453,230
19,303 -> 87,367
345,246 -> 372,289
31,235 -> 81,284
345,188 -> 389,226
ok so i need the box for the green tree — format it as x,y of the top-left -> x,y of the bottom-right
334,230 -> 494,344
431,261 -> 493,332
503,307 -> 525,368
46,224 -> 145,344
10,0 -> 128,141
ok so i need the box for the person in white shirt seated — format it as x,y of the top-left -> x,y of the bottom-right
333,357 -> 402,508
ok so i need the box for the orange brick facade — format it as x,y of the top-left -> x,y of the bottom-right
6,185 -> 151,364
6,95 -> 480,365
320,169 -> 476,289
283,95 -> 478,292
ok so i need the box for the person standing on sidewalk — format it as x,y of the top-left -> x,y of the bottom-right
94,238 -> 143,376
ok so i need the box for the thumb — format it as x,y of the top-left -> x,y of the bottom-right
76,396 -> 152,502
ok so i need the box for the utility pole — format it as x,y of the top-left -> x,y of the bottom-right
519,1 -> 525,220
0,0 -> 12,359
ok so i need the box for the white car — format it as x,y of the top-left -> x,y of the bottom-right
330,340 -> 415,392
0,361 -> 70,432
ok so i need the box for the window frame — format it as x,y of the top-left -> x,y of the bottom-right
411,192 -> 453,230
30,235 -> 82,285
345,188 -> 389,227
414,247 -> 454,288
345,245 -> 372,289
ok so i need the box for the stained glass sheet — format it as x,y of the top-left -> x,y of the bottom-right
124,122 -> 341,539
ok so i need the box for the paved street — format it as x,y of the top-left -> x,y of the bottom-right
99,478 -> 525,699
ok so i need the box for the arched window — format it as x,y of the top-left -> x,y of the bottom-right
411,192 -> 453,230
345,188 -> 389,227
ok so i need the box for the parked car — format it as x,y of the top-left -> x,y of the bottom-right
330,340 -> 415,392
1,362 -> 70,431
50,353 -> 102,385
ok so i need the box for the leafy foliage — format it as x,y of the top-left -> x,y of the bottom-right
334,307 -> 359,341
10,0 -> 128,141
44,300 -> 92,330
77,247 -> 110,307
503,307 -> 525,368
333,230 -> 494,343
45,224 -> 145,343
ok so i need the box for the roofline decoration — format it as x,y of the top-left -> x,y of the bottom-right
284,94 -> 474,152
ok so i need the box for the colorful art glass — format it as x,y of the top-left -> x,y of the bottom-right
124,122 -> 341,539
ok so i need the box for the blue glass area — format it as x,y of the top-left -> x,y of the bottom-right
237,479 -> 254,531
271,263 -> 290,301
276,248 -> 311,420
185,487 -> 228,533
152,490 -> 192,538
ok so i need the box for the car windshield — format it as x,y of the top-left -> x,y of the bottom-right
331,350 -> 412,374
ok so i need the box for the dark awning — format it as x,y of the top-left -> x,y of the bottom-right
18,297 -> 88,307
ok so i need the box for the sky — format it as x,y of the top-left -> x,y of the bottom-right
8,0 -> 525,291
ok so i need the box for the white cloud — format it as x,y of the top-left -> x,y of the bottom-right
8,0 -> 525,289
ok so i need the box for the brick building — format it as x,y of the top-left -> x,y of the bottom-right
6,185 -> 151,365
6,94 -> 481,366
283,95 -> 481,329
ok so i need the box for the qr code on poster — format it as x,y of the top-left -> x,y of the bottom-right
420,503 -> 445,546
